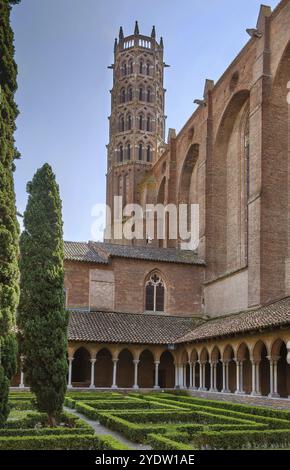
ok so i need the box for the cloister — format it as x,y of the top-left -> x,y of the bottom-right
51,331 -> 290,399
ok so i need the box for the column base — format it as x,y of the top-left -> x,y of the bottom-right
251,391 -> 261,396
111,385 -> 118,389
235,390 -> 246,395
19,385 -> 26,389
221,389 -> 230,393
153,385 -> 160,390
198,387 -> 207,392
89,385 -> 96,389
209,388 -> 218,393
268,392 -> 280,398
132,385 -> 139,390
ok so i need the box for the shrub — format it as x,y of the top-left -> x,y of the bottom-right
147,433 -> 193,450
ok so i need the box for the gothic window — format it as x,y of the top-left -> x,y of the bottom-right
120,88 -> 126,103
139,113 -> 144,130
146,61 -> 151,76
128,87 -> 133,101
127,143 -> 131,160
119,145 -> 124,162
139,59 -> 144,74
139,87 -> 143,101
119,115 -> 125,132
145,273 -> 165,312
146,115 -> 151,132
138,143 -> 143,160
128,59 -> 133,74
146,145 -> 152,162
147,87 -> 151,103
127,114 -> 132,130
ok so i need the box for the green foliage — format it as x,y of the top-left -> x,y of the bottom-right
147,433 -> 193,450
192,430 -> 290,450
18,164 -> 68,423
0,0 -> 20,427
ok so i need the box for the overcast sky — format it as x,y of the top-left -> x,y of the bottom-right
11,0 -> 279,241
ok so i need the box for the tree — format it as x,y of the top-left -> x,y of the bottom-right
0,0 -> 21,426
18,164 -> 68,426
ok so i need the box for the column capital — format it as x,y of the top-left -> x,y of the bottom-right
90,358 -> 97,364
68,356 -> 74,362
266,355 -> 280,363
154,360 -> 160,365
112,358 -> 119,363
133,359 -> 140,365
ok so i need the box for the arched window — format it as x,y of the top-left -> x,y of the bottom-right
119,145 -> 124,163
119,115 -> 125,132
123,62 -> 127,76
146,116 -> 151,132
146,62 -> 151,76
147,87 -> 151,103
146,145 -> 152,162
139,113 -> 144,130
120,88 -> 126,103
128,87 -> 133,101
138,143 -> 143,161
127,114 -> 132,130
127,143 -> 131,160
145,273 -> 165,312
128,59 -> 133,74
139,59 -> 144,74
139,87 -> 143,101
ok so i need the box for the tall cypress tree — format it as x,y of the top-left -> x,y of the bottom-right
18,164 -> 68,425
0,0 -> 21,426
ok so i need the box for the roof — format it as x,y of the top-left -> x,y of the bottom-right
176,296 -> 290,343
68,310 -> 197,344
64,240 -> 204,266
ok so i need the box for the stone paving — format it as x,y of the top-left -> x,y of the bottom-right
64,406 -> 152,451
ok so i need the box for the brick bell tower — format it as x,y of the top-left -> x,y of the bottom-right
106,21 -> 166,245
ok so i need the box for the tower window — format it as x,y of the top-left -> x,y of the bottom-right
145,273 -> 165,312
139,59 -> 144,74
146,145 -> 152,162
139,87 -> 143,101
120,88 -> 126,103
128,87 -> 133,101
147,88 -> 151,103
147,116 -> 151,132
119,145 -> 124,162
146,62 -> 151,76
138,143 -> 143,160
127,143 -> 131,160
120,115 -> 125,132
139,114 -> 144,130
127,114 -> 132,130
129,59 -> 133,74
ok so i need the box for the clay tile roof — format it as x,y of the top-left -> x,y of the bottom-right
89,241 -> 205,265
64,241 -> 108,264
68,310 -> 197,344
176,296 -> 290,343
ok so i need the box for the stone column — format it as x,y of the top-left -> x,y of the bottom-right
67,356 -> 74,389
267,356 -> 280,398
198,361 -> 203,390
89,358 -> 96,389
179,364 -> 184,389
209,361 -> 214,392
19,355 -> 25,389
188,362 -> 193,388
111,359 -> 118,389
154,361 -> 160,389
221,360 -> 230,393
174,362 -> 179,388
183,364 -> 187,388
192,362 -> 197,390
209,361 -> 217,392
133,360 -> 139,389
251,360 -> 261,396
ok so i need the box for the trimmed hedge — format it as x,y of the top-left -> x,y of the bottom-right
147,433 -> 193,450
0,434 -> 131,450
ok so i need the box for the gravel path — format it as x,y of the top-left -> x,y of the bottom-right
64,406 -> 151,450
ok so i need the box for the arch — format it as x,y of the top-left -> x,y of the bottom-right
95,348 -> 112,388
146,144 -> 152,162
139,87 -> 144,101
72,347 -> 90,387
138,142 -> 143,160
178,144 -> 199,204
117,349 -> 134,388
236,342 -> 251,394
200,348 -> 210,390
138,349 -> 155,388
146,61 -> 151,76
147,87 -> 152,103
139,113 -> 144,130
211,346 -> 223,392
223,344 -> 236,393
119,115 -> 125,132
126,142 -> 131,161
139,59 -> 144,74
127,113 -> 132,130
120,88 -> 126,103
128,86 -> 133,101
159,350 -> 175,388
271,339 -> 290,398
128,59 -> 133,74
210,90 -> 250,276
119,144 -> 124,163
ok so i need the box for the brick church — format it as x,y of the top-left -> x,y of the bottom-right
20,1 -> 290,397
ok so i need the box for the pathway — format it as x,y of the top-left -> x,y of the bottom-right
64,406 -> 151,451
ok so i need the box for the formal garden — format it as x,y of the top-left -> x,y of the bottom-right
1,390 -> 290,450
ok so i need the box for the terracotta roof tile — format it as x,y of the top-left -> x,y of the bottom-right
176,297 -> 290,343
68,310 -> 196,344
64,241 -> 108,264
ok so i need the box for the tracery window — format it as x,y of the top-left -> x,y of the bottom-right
145,273 -> 165,312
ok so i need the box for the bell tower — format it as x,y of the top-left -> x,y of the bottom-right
106,21 -> 166,244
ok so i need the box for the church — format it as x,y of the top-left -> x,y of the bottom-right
22,1 -> 290,398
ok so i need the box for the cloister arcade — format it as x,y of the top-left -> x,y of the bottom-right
53,332 -> 290,399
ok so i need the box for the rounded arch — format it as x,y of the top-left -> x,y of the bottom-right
270,339 -> 290,398
159,350 -> 175,388
252,340 -> 269,361
139,349 -> 155,388
236,342 -> 252,394
222,344 -> 236,393
95,348 -> 113,388
178,143 -> 199,204
116,348 -> 134,388
72,347 -> 91,387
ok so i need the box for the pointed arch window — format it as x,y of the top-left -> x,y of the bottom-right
145,273 -> 165,312
146,145 -> 152,162
138,143 -> 143,161
120,115 -> 125,132
127,114 -> 132,130
139,59 -> 144,74
120,88 -> 126,103
147,87 -> 151,103
139,114 -> 144,130
128,59 -> 133,74
146,62 -> 151,76
128,87 -> 133,101
139,87 -> 143,101
119,145 -> 124,163
127,143 -> 131,160
146,116 -> 151,132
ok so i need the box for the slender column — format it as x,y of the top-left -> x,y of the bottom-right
213,362 -> 217,391
251,360 -> 261,396
234,360 -> 241,394
154,361 -> 160,389
198,361 -> 203,390
133,359 -> 139,389
179,364 -> 184,389
67,356 -> 74,389
209,361 -> 214,392
174,362 -> 179,388
203,362 -> 206,390
188,362 -> 193,388
267,356 -> 280,398
111,358 -> 118,389
89,358 -> 96,389
221,361 -> 229,393
192,362 -> 196,390
183,364 -> 187,388
209,361 -> 217,392
19,355 -> 25,389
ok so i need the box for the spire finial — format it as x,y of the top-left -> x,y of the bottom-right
151,25 -> 156,39
119,26 -> 124,40
160,36 -> 164,48
134,20 -> 139,35
114,38 -> 118,52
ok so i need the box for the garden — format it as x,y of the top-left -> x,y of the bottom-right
3,391 -> 290,450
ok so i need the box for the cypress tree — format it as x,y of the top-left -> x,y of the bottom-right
0,0 -> 21,426
18,164 -> 68,426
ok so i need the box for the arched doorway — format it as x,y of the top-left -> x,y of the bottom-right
95,348 -> 113,388
117,349 -> 134,388
139,349 -> 155,388
72,347 -> 90,387
159,351 -> 175,388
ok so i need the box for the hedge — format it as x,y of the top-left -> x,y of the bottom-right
147,433 -> 193,451
0,434 -> 131,450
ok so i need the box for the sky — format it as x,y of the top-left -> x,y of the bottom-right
11,0 -> 279,242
